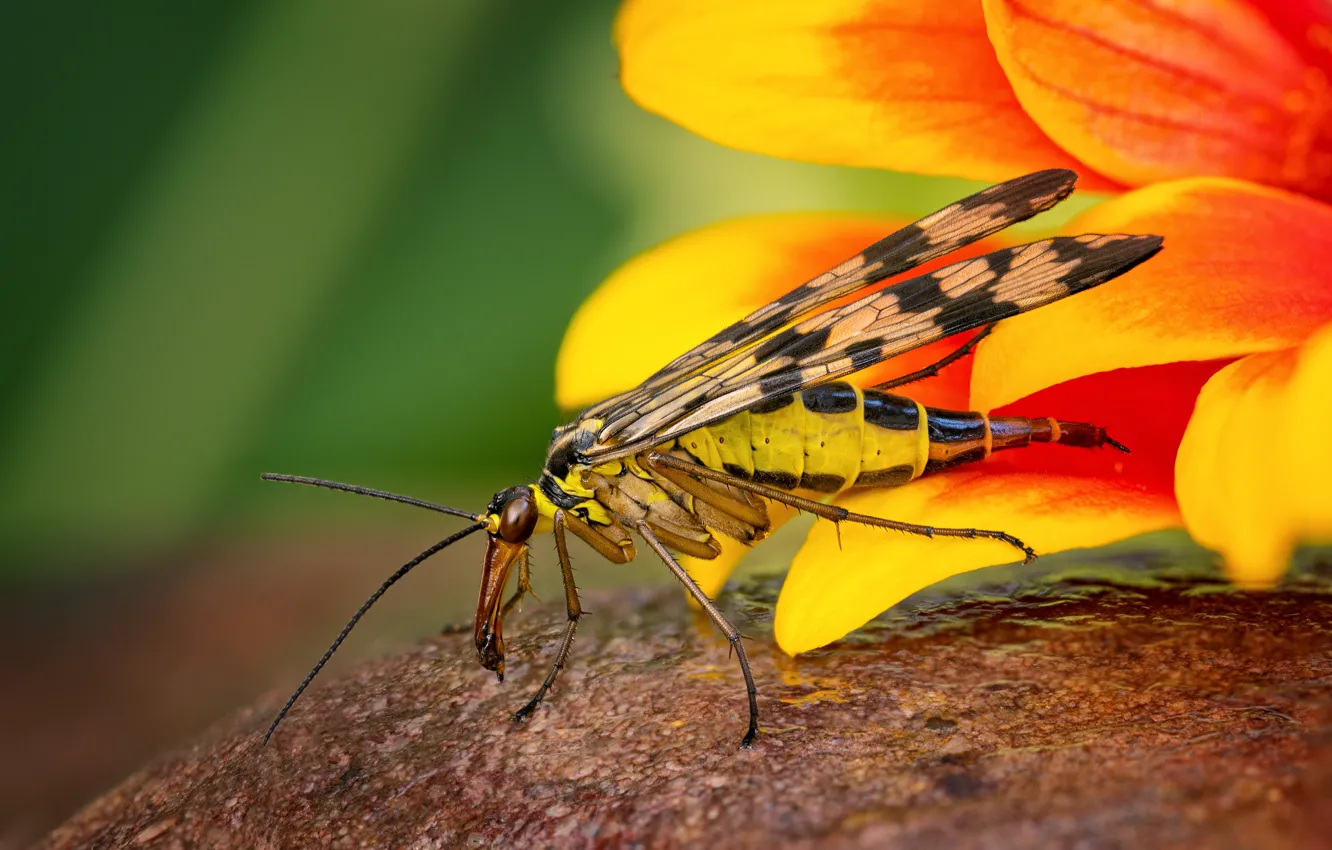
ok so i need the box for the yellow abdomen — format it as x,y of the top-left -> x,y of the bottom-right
670,383 -> 933,494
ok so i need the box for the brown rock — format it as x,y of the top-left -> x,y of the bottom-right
39,559 -> 1332,849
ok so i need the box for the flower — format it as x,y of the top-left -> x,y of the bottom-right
555,0 -> 1332,654
614,0 -> 1332,198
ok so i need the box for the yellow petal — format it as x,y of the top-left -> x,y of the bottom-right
681,503 -> 798,603
972,178 -> 1332,412
774,470 -> 1179,654
614,0 -> 1103,182
681,538 -> 749,603
1176,322 -> 1332,584
556,213 -> 911,410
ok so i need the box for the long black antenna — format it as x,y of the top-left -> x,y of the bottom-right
262,473 -> 482,522
264,521 -> 486,744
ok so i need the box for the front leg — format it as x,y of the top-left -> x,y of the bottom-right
500,547 -> 538,618
443,552 -> 531,635
512,511 -> 583,722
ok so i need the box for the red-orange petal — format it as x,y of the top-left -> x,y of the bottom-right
1176,322 -> 1332,584
1256,1 -> 1332,76
985,360 -> 1231,494
557,213 -> 1014,413
972,178 -> 1332,413
775,469 -> 1179,654
983,0 -> 1332,198
615,0 -> 1110,184
775,358 -> 1218,654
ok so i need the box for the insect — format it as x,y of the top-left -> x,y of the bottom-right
263,170 -> 1161,747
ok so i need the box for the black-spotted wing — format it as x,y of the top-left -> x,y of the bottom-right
579,169 -> 1080,422
583,229 -> 1162,463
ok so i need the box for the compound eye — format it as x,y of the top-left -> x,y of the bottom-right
498,491 -> 537,543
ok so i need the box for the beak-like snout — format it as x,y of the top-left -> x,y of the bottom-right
475,535 -> 524,680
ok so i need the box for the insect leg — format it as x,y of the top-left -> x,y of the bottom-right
649,452 -> 1035,563
512,511 -> 582,722
634,519 -> 760,748
649,454 -> 769,529
500,547 -> 537,617
870,324 -> 995,391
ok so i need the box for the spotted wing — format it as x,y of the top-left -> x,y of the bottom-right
579,169 -> 1079,421
585,233 -> 1163,462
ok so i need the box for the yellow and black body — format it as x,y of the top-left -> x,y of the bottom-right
265,169 -> 1161,747
522,382 -> 1123,579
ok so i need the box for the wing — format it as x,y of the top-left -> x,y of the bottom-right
579,169 -> 1079,420
585,232 -> 1163,463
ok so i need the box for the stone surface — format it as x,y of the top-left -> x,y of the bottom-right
39,551 -> 1332,849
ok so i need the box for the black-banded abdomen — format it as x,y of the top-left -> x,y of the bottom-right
670,383 -> 925,493
670,381 -> 1120,493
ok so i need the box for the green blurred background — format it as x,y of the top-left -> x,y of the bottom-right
0,0 -> 1060,842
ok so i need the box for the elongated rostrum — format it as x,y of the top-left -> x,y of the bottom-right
264,169 -> 1161,747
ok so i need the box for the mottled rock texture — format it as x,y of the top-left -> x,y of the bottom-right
41,553 -> 1332,849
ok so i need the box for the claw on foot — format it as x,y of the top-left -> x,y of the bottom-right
511,699 -> 540,723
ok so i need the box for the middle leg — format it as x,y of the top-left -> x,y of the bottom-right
634,519 -> 761,747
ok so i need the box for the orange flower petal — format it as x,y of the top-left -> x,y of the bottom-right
775,358 -> 1218,655
557,213 -> 1012,412
985,360 -> 1229,493
1258,2 -> 1332,75
557,214 -> 902,410
1176,322 -> 1332,584
972,178 -> 1332,412
615,0 -> 1107,183
854,331 -> 984,410
983,0 -> 1332,197
774,469 -> 1179,655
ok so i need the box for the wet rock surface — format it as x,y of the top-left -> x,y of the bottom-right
41,552 -> 1332,849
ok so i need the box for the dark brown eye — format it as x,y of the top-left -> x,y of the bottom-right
499,491 -> 537,543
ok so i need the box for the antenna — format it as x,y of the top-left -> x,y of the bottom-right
262,473 -> 483,522
264,521 -> 486,743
